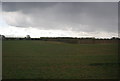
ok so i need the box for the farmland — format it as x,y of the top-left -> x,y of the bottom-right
2,40 -> 119,79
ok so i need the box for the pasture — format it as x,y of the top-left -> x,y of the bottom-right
2,40 -> 119,79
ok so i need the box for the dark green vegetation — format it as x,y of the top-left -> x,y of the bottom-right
3,40 -> 119,79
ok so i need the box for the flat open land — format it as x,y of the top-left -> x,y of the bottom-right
2,40 -> 119,79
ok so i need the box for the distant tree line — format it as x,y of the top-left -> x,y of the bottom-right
0,34 -> 119,40
0,34 -> 119,44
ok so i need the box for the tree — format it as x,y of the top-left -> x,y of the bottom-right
111,37 -> 118,40
0,35 -> 1,40
0,35 -> 5,40
26,35 -> 31,40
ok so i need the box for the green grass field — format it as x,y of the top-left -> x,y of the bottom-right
2,40 -> 119,79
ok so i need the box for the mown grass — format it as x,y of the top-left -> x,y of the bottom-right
2,40 -> 119,79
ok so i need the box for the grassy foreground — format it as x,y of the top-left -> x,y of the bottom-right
2,40 -> 119,79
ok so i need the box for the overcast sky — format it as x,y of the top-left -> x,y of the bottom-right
0,2 -> 118,38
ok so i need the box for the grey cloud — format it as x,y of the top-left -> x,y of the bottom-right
2,2 -> 118,33
2,0 -> 119,2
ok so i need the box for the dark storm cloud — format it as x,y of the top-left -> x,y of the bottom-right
2,2 -> 118,32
